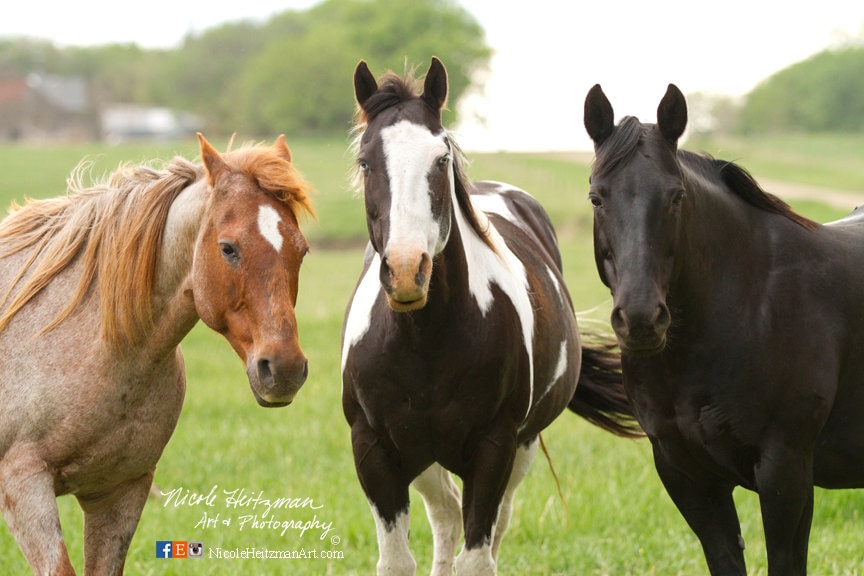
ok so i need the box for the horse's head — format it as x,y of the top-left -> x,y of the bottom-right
352,57 -> 453,312
193,134 -> 314,406
584,84 -> 688,354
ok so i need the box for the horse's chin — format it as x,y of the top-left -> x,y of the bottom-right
249,386 -> 296,408
386,294 -> 428,312
619,337 -> 667,356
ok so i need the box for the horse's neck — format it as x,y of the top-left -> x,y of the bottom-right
146,179 -> 209,354
437,190 -> 523,316
673,170 -> 775,308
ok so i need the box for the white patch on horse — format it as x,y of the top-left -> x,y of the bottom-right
381,121 -> 448,257
257,204 -> 283,252
456,188 -> 536,419
551,340 -> 568,387
542,266 -> 569,399
341,250 -> 381,374
472,191 -> 516,224
370,502 -> 415,575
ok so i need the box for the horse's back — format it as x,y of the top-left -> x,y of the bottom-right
471,181 -> 564,271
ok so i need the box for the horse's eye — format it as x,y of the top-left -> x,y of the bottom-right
588,193 -> 603,208
672,189 -> 687,206
358,160 -> 370,175
437,155 -> 450,168
220,242 -> 239,264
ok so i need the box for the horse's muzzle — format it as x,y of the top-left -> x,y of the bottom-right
611,301 -> 671,354
246,354 -> 308,407
379,250 -> 432,312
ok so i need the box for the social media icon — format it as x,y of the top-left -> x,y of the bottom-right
189,541 -> 204,558
156,541 -> 173,558
173,541 -> 188,559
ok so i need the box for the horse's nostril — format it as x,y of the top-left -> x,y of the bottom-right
611,306 -> 629,336
257,358 -> 274,387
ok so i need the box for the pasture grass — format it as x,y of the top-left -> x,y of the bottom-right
0,136 -> 862,574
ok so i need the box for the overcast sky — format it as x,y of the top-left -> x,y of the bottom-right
2,0 -> 863,150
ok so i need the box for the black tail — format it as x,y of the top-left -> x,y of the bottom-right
568,335 -> 644,438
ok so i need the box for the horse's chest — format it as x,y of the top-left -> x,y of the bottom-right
348,327 -> 527,448
627,370 -> 759,487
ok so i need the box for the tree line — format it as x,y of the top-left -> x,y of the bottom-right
0,0 -> 491,137
691,41 -> 864,135
4,5 -> 863,138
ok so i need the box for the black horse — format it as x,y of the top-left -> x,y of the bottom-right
583,83 -> 864,575
341,58 -> 640,576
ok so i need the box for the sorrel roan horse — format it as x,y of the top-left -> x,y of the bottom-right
0,134 -> 314,575
584,84 -> 864,575
342,58 -> 640,576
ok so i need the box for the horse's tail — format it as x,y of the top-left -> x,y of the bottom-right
568,334 -> 644,438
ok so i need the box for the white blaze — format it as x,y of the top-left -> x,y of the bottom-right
258,204 -> 283,252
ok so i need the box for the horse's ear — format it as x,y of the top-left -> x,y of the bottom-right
274,134 -> 292,163
657,84 -> 688,144
422,56 -> 448,113
197,133 -> 227,186
354,60 -> 378,110
584,84 -> 615,147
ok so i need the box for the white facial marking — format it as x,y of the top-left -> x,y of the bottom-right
381,120 -> 450,256
257,204 -> 283,252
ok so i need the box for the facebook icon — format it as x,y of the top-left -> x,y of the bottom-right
156,541 -> 173,558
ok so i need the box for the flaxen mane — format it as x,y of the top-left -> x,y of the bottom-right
350,68 -> 494,252
0,144 -> 315,352
0,158 -> 203,351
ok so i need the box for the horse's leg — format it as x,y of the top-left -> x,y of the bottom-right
455,432 -> 517,576
491,439 -> 538,560
77,471 -> 154,576
755,445 -> 814,576
0,449 -> 76,575
652,445 -> 746,576
411,463 -> 462,576
352,423 -> 416,576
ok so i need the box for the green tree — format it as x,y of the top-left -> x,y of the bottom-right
0,0 -> 491,138
237,0 -> 491,135
740,46 -> 864,133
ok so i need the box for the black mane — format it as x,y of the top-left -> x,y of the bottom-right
592,117 -> 817,230
357,72 -> 421,123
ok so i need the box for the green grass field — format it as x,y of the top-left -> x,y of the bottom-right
0,135 -> 861,575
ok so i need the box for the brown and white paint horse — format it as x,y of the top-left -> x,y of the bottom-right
341,58 -> 640,576
0,134 -> 314,575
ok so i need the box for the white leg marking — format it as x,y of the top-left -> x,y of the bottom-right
412,464 -> 463,576
370,502 -> 415,576
492,440 -> 538,560
455,542 -> 495,576
257,204 -> 283,252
